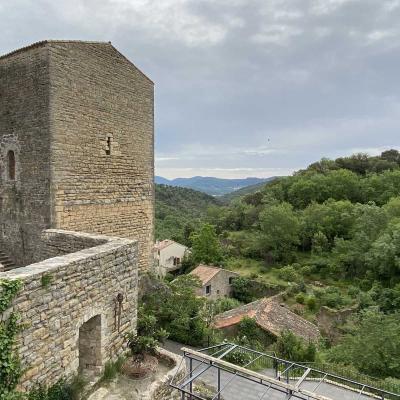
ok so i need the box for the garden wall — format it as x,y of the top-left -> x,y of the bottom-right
0,229 -> 138,390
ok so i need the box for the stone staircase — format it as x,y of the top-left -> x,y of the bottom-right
0,248 -> 17,272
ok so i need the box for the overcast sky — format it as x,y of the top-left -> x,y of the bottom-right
1,0 -> 399,178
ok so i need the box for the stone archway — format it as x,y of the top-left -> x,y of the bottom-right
78,315 -> 102,374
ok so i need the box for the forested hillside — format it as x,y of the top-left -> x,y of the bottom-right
155,176 -> 270,196
154,150 -> 400,389
155,184 -> 220,243
219,177 -> 277,203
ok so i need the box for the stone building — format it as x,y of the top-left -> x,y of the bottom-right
0,40 -> 154,273
0,40 -> 154,389
213,295 -> 320,342
154,239 -> 190,277
189,265 -> 239,300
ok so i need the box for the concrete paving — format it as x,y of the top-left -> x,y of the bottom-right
163,340 -> 382,400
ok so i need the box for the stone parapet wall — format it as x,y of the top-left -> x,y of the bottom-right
36,229 -> 108,261
142,348 -> 186,400
0,229 -> 138,390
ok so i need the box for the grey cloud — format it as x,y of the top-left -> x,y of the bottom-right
1,0 -> 399,178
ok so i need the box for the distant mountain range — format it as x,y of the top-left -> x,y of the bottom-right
155,176 -> 278,196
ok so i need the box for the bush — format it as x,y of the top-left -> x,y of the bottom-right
278,265 -> 300,282
327,310 -> 400,378
274,330 -> 317,362
300,265 -> 315,276
101,356 -> 125,382
316,287 -> 350,309
212,298 -> 242,314
295,293 -> 306,304
286,281 -> 306,296
231,277 -> 254,303
306,296 -> 318,311
347,286 -> 360,298
27,376 -> 86,400
236,317 -> 272,346
126,310 -> 169,359
141,275 -> 209,346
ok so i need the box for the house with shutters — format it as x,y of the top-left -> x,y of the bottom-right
189,265 -> 239,300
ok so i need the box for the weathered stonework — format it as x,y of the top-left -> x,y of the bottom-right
1,229 -> 138,390
0,40 -> 154,273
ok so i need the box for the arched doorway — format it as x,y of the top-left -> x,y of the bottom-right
79,315 -> 102,374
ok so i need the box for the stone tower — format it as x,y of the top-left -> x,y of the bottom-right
0,40 -> 154,272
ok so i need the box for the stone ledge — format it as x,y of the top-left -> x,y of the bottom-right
0,229 -> 137,280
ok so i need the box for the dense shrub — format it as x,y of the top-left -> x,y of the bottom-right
278,265 -> 300,282
327,311 -> 400,378
274,330 -> 317,362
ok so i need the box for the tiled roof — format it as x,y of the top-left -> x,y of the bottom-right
213,295 -> 320,342
154,239 -> 175,251
189,265 -> 222,285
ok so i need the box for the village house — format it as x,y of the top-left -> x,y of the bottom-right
213,295 -> 320,342
154,239 -> 190,277
189,265 -> 239,300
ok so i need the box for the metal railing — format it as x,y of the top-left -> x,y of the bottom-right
170,342 -> 400,400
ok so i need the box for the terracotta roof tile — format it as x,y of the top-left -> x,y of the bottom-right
154,239 -> 175,251
189,265 -> 221,285
213,295 -> 320,342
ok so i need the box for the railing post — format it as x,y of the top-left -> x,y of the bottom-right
189,357 -> 193,400
217,367 -> 221,400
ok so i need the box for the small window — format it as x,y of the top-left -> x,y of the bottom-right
7,150 -> 15,180
205,285 -> 211,295
229,277 -> 234,285
105,136 -> 112,155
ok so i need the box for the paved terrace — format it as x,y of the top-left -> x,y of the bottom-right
165,341 -> 399,400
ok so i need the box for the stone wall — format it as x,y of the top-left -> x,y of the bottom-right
37,229 -> 108,261
197,269 -> 239,300
0,44 -> 51,266
142,348 -> 186,400
0,41 -> 154,273
49,41 -> 154,274
0,229 -> 138,390
317,305 -> 358,343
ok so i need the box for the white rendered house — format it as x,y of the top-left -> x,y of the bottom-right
154,239 -> 190,277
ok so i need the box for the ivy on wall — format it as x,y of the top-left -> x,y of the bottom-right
0,278 -> 23,399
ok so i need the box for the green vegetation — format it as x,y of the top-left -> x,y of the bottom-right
155,184 -> 219,244
327,310 -> 400,378
41,274 -> 53,289
100,357 -> 125,383
190,223 -> 224,265
0,279 -> 23,400
27,377 -> 86,400
274,330 -> 316,362
153,149 -> 400,388
141,275 -> 210,346
126,312 -> 168,360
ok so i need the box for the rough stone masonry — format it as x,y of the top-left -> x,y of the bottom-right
0,40 -> 154,273
0,40 -> 154,389
1,229 -> 138,389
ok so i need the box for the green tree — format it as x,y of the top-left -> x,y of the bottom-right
260,202 -> 300,262
190,224 -> 224,265
274,330 -> 316,362
367,221 -> 400,280
327,311 -> 400,378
